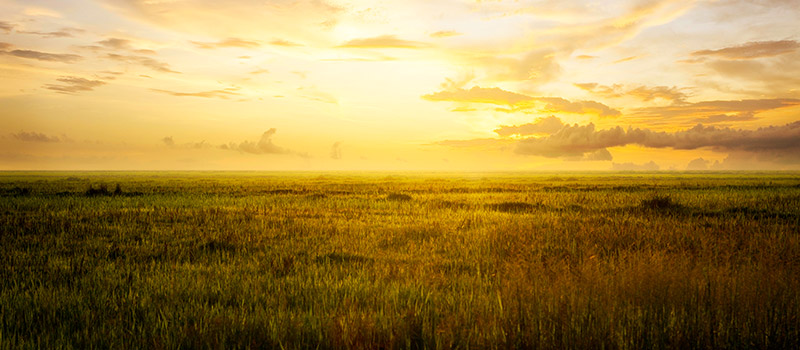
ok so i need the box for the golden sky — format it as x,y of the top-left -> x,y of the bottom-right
1,0 -> 799,170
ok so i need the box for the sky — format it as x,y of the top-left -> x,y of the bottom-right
1,0 -> 799,171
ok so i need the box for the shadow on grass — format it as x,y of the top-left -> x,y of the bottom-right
314,252 -> 373,264
488,201 -> 542,213
386,193 -> 413,201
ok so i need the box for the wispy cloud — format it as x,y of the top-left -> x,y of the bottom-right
691,40 -> 800,60
0,21 -> 14,33
0,43 -> 82,63
575,83 -> 689,104
634,98 -> 800,119
151,87 -> 240,99
43,76 -> 106,94
423,86 -> 621,117
613,55 -> 640,64
338,35 -> 431,49
18,27 -> 84,38
98,38 -> 133,50
692,112 -> 756,124
106,53 -> 178,73
12,131 -> 61,143
494,116 -> 565,137
191,38 -> 260,49
270,39 -> 302,47
430,30 -> 461,38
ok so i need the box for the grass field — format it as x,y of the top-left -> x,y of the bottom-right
1,171 -> 799,349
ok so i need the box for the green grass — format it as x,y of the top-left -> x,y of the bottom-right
1,171 -> 799,349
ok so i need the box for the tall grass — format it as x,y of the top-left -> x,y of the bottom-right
1,172 -> 799,349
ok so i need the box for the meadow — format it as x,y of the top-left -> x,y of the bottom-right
1,171 -> 799,349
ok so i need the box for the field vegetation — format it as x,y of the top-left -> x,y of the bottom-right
1,171 -> 799,349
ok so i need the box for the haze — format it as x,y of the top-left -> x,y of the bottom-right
1,0 -> 799,170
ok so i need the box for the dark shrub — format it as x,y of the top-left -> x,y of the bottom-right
387,193 -> 412,201
640,194 -> 682,210
490,201 -> 539,213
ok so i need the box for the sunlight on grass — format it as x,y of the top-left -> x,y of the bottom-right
1,171 -> 799,348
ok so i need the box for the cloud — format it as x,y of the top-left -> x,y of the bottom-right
423,86 -> 620,117
431,138 -> 514,149
98,38 -> 133,50
219,129 -> 307,157
480,49 -> 562,84
297,86 -> 338,104
151,87 -> 240,99
494,115 -> 565,137
612,161 -> 660,171
270,39 -> 302,47
106,53 -> 178,73
423,86 -> 530,105
0,46 -> 82,63
43,76 -> 106,94
330,141 -> 342,159
12,131 -> 61,143
191,38 -> 260,49
634,98 -> 800,119
430,30 -> 461,38
338,35 -> 431,49
0,21 -> 14,33
515,119 -> 800,161
19,27 -> 84,38
613,55 -> 640,64
583,148 -> 613,161
691,40 -> 800,60
535,97 -> 621,117
159,136 -> 208,149
575,83 -> 688,104
686,157 -> 709,170
692,112 -> 756,124
98,0 -> 343,50
697,52 -> 800,97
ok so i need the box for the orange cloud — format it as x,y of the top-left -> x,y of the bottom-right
576,83 -> 688,104
423,86 -> 530,105
106,54 -> 178,73
270,39 -> 302,47
43,77 -> 107,94
191,38 -> 260,49
0,43 -> 82,63
423,86 -> 621,117
634,98 -> 800,119
691,40 -> 799,60
338,35 -> 431,49
430,30 -> 461,38
151,87 -> 240,99
494,116 -> 565,137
